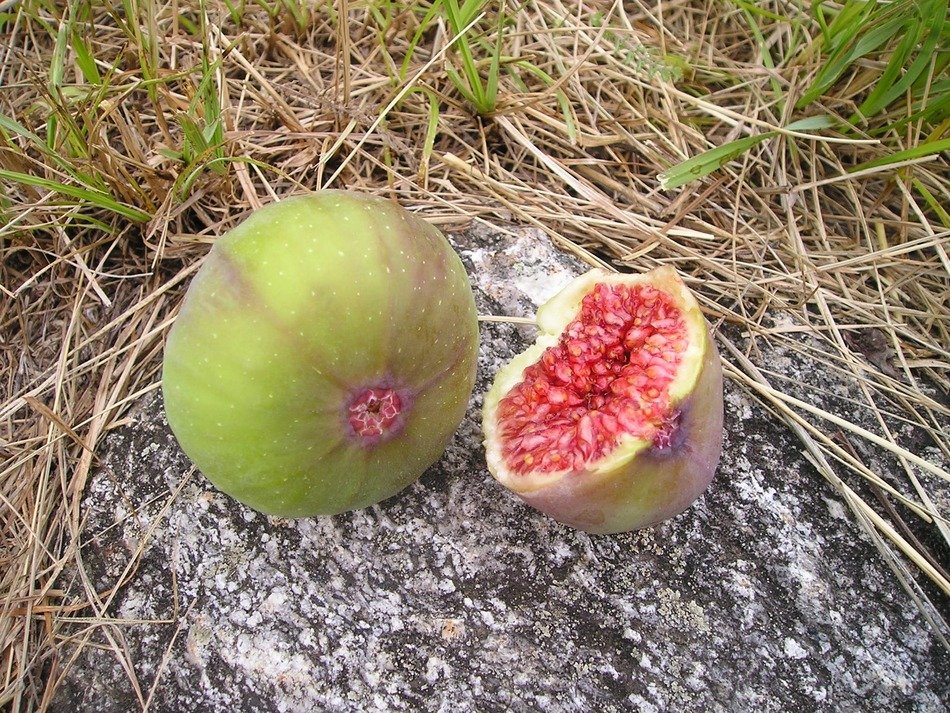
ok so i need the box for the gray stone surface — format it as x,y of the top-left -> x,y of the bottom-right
55,223 -> 948,712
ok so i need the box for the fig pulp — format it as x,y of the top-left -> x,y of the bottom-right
482,267 -> 723,534
162,191 -> 479,517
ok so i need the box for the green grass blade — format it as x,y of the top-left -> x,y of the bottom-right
445,65 -> 479,107
399,1 -> 443,82
785,115 -> 837,131
742,8 -> 783,111
854,17 -> 922,119
48,17 -> 68,93
872,82 -> 950,135
71,32 -> 102,85
179,14 -> 199,34
483,2 -> 505,114
857,0 -> 947,119
418,88 -> 440,182
515,60 -> 577,143
797,13 -> 907,109
849,137 -> 950,172
912,178 -> 950,228
0,112 -> 45,148
812,0 -> 830,38
0,112 -> 98,184
178,114 -> 205,161
658,133 -> 775,190
44,20 -> 69,153
177,155 -> 276,194
202,119 -> 223,145
443,0 -> 488,111
0,168 -> 150,222
728,0 -> 785,22
279,0 -> 307,32
441,0 -> 505,114
198,48 -> 226,164
222,0 -> 243,24
824,0 -> 874,39
456,0 -> 486,27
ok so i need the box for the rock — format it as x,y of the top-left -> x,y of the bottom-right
54,221 -> 948,712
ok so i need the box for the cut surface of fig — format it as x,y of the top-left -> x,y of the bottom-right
483,267 -> 723,535
162,191 -> 479,518
497,282 -> 690,474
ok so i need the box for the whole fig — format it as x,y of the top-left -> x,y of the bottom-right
163,191 -> 479,517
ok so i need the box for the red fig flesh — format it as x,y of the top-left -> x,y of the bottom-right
482,267 -> 723,534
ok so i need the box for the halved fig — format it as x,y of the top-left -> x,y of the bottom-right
482,267 -> 723,534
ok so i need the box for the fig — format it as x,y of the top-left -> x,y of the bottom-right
482,267 -> 723,534
162,191 -> 479,517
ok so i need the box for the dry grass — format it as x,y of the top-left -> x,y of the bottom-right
1,0 -> 948,709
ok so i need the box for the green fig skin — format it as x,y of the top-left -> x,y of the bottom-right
162,191 -> 479,517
